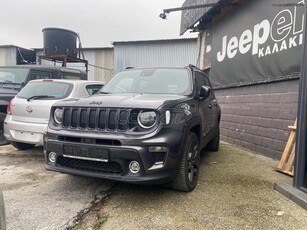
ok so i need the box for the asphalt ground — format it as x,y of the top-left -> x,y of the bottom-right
0,143 -> 306,229
81,143 -> 307,230
0,145 -> 114,230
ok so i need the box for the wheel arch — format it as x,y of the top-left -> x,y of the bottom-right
190,125 -> 201,143
185,116 -> 203,148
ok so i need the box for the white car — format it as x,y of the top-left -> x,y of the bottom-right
4,79 -> 104,150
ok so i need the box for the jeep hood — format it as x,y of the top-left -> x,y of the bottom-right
54,93 -> 190,110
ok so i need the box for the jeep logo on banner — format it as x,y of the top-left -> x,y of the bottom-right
210,0 -> 304,88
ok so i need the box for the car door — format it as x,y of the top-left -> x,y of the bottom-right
194,71 -> 215,139
203,73 -> 218,133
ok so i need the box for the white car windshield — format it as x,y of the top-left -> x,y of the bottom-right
17,81 -> 73,100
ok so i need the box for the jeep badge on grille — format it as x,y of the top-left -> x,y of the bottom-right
90,101 -> 103,105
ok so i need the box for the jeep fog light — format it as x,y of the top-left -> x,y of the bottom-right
148,146 -> 168,152
48,152 -> 57,163
129,161 -> 140,173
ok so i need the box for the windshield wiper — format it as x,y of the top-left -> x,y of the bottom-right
99,91 -> 111,94
27,95 -> 55,102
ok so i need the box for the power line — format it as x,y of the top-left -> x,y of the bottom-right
88,63 -> 113,71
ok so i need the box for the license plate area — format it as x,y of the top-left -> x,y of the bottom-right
14,131 -> 40,141
63,145 -> 109,162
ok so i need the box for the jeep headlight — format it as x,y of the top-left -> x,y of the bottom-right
137,111 -> 157,129
54,108 -> 63,124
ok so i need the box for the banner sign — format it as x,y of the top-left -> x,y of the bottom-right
209,0 -> 304,88
180,0 -> 218,35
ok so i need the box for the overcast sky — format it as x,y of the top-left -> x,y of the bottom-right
0,0 -> 197,49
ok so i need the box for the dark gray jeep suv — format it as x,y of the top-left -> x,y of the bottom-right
44,65 -> 221,192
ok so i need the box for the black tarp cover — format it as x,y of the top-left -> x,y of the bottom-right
207,0 -> 304,88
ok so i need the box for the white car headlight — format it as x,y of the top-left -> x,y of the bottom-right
54,108 -> 63,124
137,111 -> 157,129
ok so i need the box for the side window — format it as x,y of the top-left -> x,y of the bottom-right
85,84 -> 104,95
29,72 -> 52,81
195,71 -> 212,99
195,72 -> 206,93
203,75 -> 212,88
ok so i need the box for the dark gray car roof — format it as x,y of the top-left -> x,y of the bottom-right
0,65 -> 86,74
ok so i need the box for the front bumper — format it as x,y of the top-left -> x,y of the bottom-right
4,115 -> 47,145
44,128 -> 185,184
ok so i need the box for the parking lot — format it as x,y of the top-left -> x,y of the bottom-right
0,145 -> 114,230
1,143 -> 307,230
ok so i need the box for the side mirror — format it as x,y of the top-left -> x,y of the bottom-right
199,86 -> 211,99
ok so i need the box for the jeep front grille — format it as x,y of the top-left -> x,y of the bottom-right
62,108 -> 130,132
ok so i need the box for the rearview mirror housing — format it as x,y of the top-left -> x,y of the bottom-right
199,86 -> 211,99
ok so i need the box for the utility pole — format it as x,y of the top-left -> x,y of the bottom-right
294,3 -> 307,193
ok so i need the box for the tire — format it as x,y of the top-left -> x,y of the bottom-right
11,141 -> 35,150
0,112 -> 8,145
171,132 -> 200,192
206,124 -> 220,152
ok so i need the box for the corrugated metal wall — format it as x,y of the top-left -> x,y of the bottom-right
0,47 -> 17,66
0,48 -> 6,66
113,38 -> 197,74
86,49 -> 113,82
64,49 -> 114,82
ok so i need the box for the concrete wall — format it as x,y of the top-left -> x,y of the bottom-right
215,79 -> 299,159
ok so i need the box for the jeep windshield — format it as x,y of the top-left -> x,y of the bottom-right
101,68 -> 192,95
0,68 -> 29,84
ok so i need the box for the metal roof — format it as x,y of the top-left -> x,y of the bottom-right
33,47 -> 113,51
0,45 -> 34,51
112,37 -> 197,45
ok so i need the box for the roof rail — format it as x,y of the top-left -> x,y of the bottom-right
188,64 -> 201,70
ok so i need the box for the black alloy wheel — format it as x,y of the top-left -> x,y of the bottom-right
171,132 -> 200,192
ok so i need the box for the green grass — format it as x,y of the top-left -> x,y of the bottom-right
95,218 -> 106,228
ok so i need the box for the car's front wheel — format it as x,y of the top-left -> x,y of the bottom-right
11,141 -> 35,150
171,132 -> 200,192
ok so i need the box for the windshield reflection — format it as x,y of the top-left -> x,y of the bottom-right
0,68 -> 29,84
